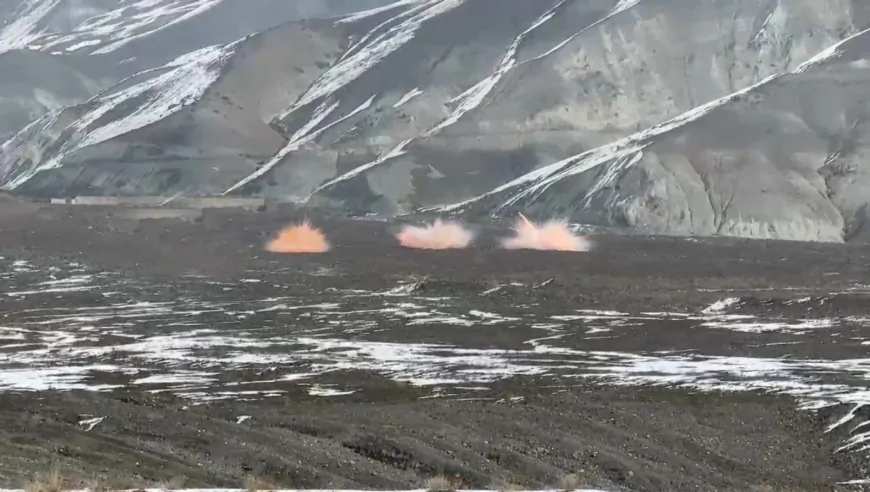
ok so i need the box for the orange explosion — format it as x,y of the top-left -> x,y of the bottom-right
500,213 -> 591,252
266,220 -> 330,254
395,218 -> 475,250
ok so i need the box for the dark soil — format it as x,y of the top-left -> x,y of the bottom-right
0,202 -> 868,491
0,385 -> 856,491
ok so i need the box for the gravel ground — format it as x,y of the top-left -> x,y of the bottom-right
0,202 -> 868,491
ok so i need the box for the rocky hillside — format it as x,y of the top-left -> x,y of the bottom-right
0,0 -> 396,140
1,0 -> 869,242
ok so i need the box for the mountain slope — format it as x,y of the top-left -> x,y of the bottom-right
433,23 -> 870,243
0,0 -> 397,60
0,49 -> 105,140
0,0 -> 399,145
2,0 -> 870,242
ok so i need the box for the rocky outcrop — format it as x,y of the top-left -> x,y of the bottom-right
2,0 -> 870,242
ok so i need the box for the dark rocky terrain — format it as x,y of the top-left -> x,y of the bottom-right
3,3 -> 870,489
2,0 -> 870,242
1,200 -> 870,490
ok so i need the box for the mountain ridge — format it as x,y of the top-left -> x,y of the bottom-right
2,0 -> 870,242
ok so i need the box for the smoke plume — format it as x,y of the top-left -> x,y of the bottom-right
266,220 -> 330,253
500,214 -> 591,252
396,219 -> 475,250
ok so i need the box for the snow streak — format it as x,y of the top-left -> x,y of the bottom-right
432,72 -> 783,213
0,0 -> 62,53
335,0 -> 425,24
76,44 -> 234,148
304,0 -> 569,197
283,0 -> 465,117
0,43 -> 237,189
223,96 -> 376,194
224,0 -> 465,195
306,0 -> 650,198
0,0 -> 224,55
424,0 -> 568,135
794,26 -> 870,73
434,22 -> 870,215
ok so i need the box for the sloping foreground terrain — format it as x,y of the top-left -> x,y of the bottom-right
1,202 -> 870,490
2,0 -> 870,242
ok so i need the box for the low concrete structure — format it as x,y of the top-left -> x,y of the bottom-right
49,196 -> 266,211
115,208 -> 203,222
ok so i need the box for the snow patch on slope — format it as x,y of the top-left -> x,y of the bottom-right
284,0 -> 465,116
0,0 -> 62,53
76,44 -> 235,148
64,39 -> 103,52
794,26 -> 870,73
424,0 -> 567,135
393,87 -> 423,108
1,0 -> 224,55
521,0 -> 647,65
0,115 -> 66,189
223,95 -> 376,194
303,138 -> 414,198
336,0 -> 425,24
90,0 -> 223,55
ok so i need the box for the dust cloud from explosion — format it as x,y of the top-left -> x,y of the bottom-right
266,215 -> 591,253
501,214 -> 591,252
395,219 -> 475,250
266,220 -> 330,253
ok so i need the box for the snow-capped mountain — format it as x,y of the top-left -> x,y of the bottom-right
1,0 -> 870,242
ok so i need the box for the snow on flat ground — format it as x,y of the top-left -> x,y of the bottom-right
3,256 -> 870,459
0,260 -> 865,399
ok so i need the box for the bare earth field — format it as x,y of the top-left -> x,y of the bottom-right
1,202 -> 870,491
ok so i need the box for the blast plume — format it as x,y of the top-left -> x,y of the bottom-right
395,219 -> 474,250
500,214 -> 591,252
266,220 -> 330,253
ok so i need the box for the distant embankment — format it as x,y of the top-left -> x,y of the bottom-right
49,196 -> 267,211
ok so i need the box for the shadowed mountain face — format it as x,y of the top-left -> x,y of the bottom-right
1,0 -> 870,242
